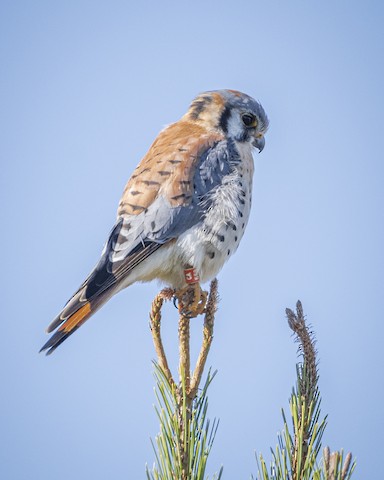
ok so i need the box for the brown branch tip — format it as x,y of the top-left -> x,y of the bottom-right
149,279 -> 219,400
286,300 -> 318,388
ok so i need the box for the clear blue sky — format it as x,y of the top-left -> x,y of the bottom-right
1,1 -> 383,478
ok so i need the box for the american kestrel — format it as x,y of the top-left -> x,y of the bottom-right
40,90 -> 269,355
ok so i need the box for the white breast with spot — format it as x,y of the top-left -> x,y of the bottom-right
122,142 -> 255,289
174,141 -> 254,284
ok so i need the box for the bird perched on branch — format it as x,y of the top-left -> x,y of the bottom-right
40,89 -> 269,355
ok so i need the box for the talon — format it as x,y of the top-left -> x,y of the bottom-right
173,295 -> 179,310
174,282 -> 208,318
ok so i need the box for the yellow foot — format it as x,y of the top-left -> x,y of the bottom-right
175,283 -> 208,318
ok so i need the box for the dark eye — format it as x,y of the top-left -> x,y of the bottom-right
242,113 -> 257,127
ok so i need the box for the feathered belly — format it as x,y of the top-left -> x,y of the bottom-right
123,169 -> 253,289
173,172 -> 253,284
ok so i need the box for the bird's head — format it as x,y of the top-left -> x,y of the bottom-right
184,89 -> 269,152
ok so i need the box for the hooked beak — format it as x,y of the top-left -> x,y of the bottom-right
253,135 -> 265,153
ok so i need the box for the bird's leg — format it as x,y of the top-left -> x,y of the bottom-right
176,283 -> 207,317
175,267 -> 208,318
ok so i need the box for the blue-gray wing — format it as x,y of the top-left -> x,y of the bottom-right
42,135 -> 240,346
116,137 -> 240,247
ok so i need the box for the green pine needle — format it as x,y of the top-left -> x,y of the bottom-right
147,363 -> 222,480
254,301 -> 356,480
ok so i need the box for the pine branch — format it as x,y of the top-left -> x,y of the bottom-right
190,279 -> 218,399
320,447 -> 355,480
255,301 -> 356,480
147,279 -> 222,480
149,288 -> 175,388
148,293 -> 356,479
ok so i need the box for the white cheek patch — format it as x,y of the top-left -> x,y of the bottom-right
226,111 -> 245,140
